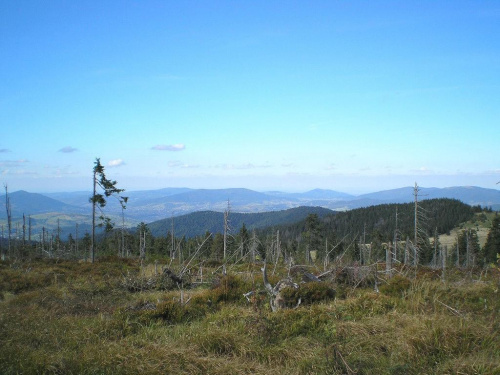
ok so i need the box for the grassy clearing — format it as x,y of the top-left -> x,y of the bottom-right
0,259 -> 499,374
431,212 -> 497,249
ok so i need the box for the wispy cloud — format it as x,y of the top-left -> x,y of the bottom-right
152,144 -> 186,151
214,163 -> 271,170
0,159 -> 29,167
58,146 -> 78,153
1,169 -> 37,176
0,160 -> 32,176
168,160 -> 199,168
0,149 -> 10,153
52,167 -> 80,177
108,159 -> 125,167
409,166 -> 434,174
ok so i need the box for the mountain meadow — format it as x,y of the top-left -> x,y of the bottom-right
1,189 -> 500,374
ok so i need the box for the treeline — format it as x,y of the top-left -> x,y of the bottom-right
2,198 -> 499,268
147,206 -> 334,238
264,198 -> 475,244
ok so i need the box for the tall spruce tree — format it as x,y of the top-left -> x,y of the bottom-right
90,158 -> 127,263
304,213 -> 322,263
454,229 -> 480,267
483,215 -> 500,265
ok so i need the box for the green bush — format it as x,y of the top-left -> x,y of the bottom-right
280,282 -> 336,307
210,274 -> 251,304
298,282 -> 336,305
380,275 -> 411,297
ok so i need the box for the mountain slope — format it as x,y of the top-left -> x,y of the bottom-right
147,206 -> 335,238
260,198 -> 476,248
1,190 -> 85,217
358,186 -> 500,206
2,186 -> 498,240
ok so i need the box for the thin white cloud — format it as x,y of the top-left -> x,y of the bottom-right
168,160 -> 199,168
408,166 -> 434,175
1,159 -> 34,176
214,163 -> 271,170
108,159 -> 125,167
168,160 -> 183,168
0,159 -> 29,167
152,144 -> 186,151
52,168 -> 80,177
58,146 -> 78,153
2,169 -> 37,176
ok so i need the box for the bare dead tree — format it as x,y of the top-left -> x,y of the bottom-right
4,184 -> 12,260
386,243 -> 393,278
75,223 -> 79,257
393,207 -> 399,263
324,232 -> 352,270
250,229 -> 259,263
413,182 -> 420,266
56,218 -> 61,251
139,229 -> 146,260
223,199 -> 230,260
22,214 -> 26,248
433,227 -> 439,268
466,229 -> 470,268
412,182 -> 430,268
272,230 -> 281,275
441,245 -> 447,282
120,205 -> 126,257
171,215 -> 175,259
404,236 -> 409,265
28,215 -> 32,244
361,223 -> 367,264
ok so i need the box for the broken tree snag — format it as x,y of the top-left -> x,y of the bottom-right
262,261 -> 299,312
162,268 -> 191,288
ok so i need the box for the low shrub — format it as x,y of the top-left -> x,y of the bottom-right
380,275 -> 412,297
210,274 -> 252,304
280,281 -> 336,307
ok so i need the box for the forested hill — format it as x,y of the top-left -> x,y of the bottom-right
260,198 -> 475,244
147,206 -> 334,238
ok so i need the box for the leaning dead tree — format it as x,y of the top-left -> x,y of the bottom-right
123,234 -> 212,293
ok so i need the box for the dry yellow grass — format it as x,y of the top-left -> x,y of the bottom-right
0,259 -> 499,374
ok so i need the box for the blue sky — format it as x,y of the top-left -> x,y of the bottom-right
1,1 -> 499,194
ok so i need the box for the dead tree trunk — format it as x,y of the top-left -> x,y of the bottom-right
386,243 -> 393,278
4,184 -> 12,260
223,200 -> 230,260
262,261 -> 299,312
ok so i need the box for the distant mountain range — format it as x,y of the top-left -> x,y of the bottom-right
1,186 -> 499,238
